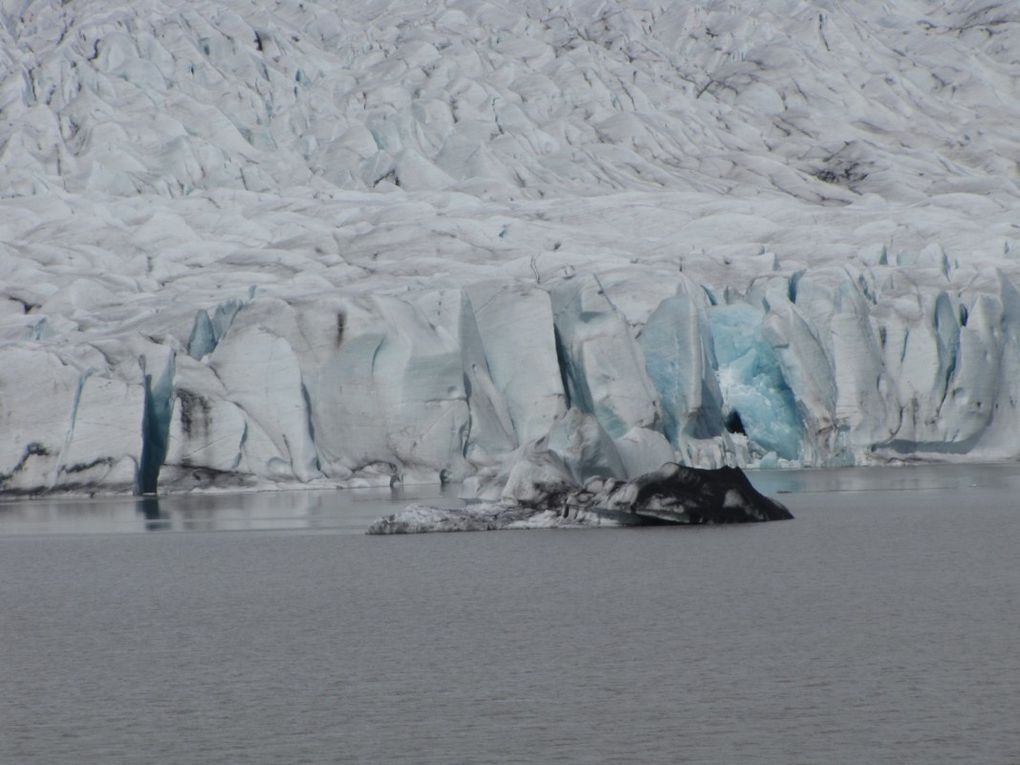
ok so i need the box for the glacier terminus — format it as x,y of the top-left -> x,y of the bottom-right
1,0 -> 1018,499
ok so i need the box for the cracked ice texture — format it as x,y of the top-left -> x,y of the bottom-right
1,0 -> 1020,494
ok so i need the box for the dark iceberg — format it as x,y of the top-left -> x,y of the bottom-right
368,462 -> 792,534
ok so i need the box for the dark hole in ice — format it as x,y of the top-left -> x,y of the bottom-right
725,410 -> 746,435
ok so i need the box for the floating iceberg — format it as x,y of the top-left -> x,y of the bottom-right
367,462 -> 792,534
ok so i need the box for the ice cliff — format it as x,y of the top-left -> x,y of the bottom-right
1,0 -> 1019,495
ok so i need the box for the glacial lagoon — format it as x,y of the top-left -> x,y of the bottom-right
1,465 -> 1018,764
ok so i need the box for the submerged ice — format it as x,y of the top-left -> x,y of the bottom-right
2,0 -> 1020,496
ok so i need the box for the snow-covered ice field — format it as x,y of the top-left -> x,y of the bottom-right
1,0 -> 1019,495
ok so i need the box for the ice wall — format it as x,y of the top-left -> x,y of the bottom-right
6,262 -> 1020,496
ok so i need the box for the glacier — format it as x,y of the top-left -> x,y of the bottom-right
1,0 -> 1019,496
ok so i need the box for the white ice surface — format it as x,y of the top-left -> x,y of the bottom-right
2,1 -> 1020,494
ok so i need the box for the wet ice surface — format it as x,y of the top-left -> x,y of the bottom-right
1,466 -> 1019,764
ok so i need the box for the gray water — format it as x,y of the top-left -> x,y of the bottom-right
1,466 -> 1018,764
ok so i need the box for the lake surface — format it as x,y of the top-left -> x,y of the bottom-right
1,465 -> 1018,764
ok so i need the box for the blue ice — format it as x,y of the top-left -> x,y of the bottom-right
710,304 -> 802,460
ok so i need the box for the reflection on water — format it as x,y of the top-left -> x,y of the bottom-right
137,496 -> 169,531
750,462 -> 1020,495
2,466 -> 1018,765
0,484 -> 461,536
1,463 -> 1019,536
